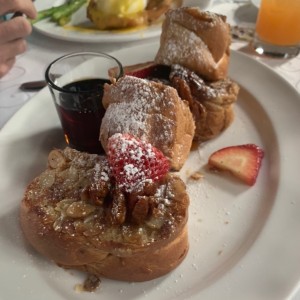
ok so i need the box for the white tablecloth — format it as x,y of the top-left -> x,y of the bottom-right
0,1 -> 300,298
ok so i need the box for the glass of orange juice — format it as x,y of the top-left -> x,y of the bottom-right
252,0 -> 300,58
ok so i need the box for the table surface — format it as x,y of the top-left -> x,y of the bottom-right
0,0 -> 300,299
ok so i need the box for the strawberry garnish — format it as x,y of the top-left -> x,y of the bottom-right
208,144 -> 264,186
125,63 -> 170,80
107,133 -> 170,192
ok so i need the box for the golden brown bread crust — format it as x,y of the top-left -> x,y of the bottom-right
108,61 -> 239,143
155,8 -> 231,81
169,64 -> 239,142
87,0 -> 183,30
100,76 -> 195,171
20,148 -> 189,282
58,225 -> 188,282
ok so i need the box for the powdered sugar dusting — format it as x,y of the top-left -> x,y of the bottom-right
24,147 -> 188,248
158,21 -> 210,67
156,7 -> 221,60
107,133 -> 169,193
155,7 -> 230,80
101,76 -> 179,150
167,7 -> 219,31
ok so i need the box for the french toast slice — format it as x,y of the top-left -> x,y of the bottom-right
20,147 -> 189,282
155,8 -> 231,81
100,75 -> 195,171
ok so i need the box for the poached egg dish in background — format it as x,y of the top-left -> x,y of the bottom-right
87,0 -> 182,30
93,0 -> 148,16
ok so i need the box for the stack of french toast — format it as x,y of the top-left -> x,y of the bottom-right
20,7 -> 239,286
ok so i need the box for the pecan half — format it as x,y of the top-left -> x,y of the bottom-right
87,180 -> 110,206
108,189 -> 127,225
131,196 -> 150,224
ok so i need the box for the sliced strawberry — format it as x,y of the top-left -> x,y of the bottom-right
208,144 -> 264,186
107,133 -> 170,193
125,63 -> 170,80
125,63 -> 157,78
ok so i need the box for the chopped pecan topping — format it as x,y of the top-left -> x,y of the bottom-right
107,189 -> 127,225
66,201 -> 96,218
145,206 -> 165,229
48,149 -> 67,169
126,181 -> 159,214
131,196 -> 150,224
87,180 -> 110,206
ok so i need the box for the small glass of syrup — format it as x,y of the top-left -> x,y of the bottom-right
45,52 -> 123,155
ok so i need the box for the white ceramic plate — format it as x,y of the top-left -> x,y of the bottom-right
251,0 -> 260,8
33,0 -> 163,43
1,43 -> 300,300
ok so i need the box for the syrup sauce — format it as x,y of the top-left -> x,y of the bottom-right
56,78 -> 110,155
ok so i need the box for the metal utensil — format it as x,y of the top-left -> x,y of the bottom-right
12,0 -> 35,18
19,80 -> 47,91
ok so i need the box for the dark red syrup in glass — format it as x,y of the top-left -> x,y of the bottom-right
55,78 -> 110,155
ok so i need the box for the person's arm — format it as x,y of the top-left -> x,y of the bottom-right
0,0 -> 37,78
